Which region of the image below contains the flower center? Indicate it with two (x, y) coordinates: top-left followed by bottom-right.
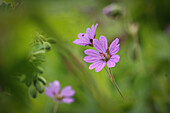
(55, 93), (64, 100)
(101, 49), (111, 61)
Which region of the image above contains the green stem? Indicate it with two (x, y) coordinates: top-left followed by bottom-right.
(53, 102), (58, 113)
(109, 68), (124, 99)
(104, 67), (124, 99)
(104, 67), (111, 78)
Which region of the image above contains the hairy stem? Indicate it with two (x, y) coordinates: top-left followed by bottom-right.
(53, 102), (58, 113)
(104, 67), (111, 78)
(104, 67), (124, 99)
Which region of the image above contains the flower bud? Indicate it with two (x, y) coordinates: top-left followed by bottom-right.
(34, 80), (45, 93)
(103, 4), (124, 19)
(32, 50), (45, 55)
(44, 42), (51, 51)
(38, 76), (47, 85)
(29, 85), (37, 98)
(128, 23), (139, 36)
(25, 80), (32, 87)
(37, 66), (44, 74)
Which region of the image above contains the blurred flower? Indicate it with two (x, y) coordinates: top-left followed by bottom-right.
(128, 23), (139, 36)
(103, 4), (123, 19)
(73, 24), (98, 46)
(45, 80), (75, 104)
(84, 36), (120, 72)
(166, 24), (170, 34)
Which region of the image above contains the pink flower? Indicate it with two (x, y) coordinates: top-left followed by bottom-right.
(166, 24), (170, 34)
(45, 80), (75, 104)
(84, 36), (120, 72)
(73, 24), (98, 46)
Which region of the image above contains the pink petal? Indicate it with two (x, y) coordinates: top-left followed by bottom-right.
(45, 80), (61, 98)
(109, 38), (119, 54)
(86, 28), (92, 39)
(91, 24), (94, 30)
(92, 24), (98, 38)
(95, 61), (106, 72)
(110, 55), (120, 63)
(89, 61), (99, 70)
(99, 36), (108, 52)
(49, 80), (60, 94)
(91, 24), (95, 37)
(73, 39), (86, 45)
(61, 86), (75, 97)
(84, 56), (102, 63)
(109, 44), (120, 55)
(94, 24), (98, 30)
(45, 87), (55, 98)
(73, 36), (90, 46)
(78, 33), (85, 38)
(89, 61), (106, 72)
(84, 49), (100, 56)
(107, 55), (120, 68)
(107, 59), (116, 68)
(93, 39), (105, 53)
(61, 97), (74, 104)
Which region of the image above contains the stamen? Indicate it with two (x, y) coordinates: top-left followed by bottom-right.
(100, 50), (111, 62)
(106, 49), (110, 60)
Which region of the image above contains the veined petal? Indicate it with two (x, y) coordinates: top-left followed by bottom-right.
(89, 61), (106, 72)
(61, 97), (74, 104)
(61, 86), (75, 97)
(109, 38), (119, 54)
(91, 24), (98, 38)
(78, 33), (85, 38)
(84, 49), (100, 56)
(109, 44), (120, 55)
(89, 61), (99, 70)
(86, 28), (92, 39)
(110, 55), (120, 63)
(107, 55), (120, 68)
(73, 39), (86, 45)
(84, 56), (102, 63)
(95, 61), (106, 72)
(107, 59), (116, 68)
(73, 37), (90, 46)
(93, 39), (104, 53)
(99, 36), (108, 52)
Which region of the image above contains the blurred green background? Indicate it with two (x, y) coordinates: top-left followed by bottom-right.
(0, 0), (170, 113)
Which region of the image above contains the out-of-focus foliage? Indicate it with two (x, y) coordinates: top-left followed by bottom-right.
(0, 0), (170, 113)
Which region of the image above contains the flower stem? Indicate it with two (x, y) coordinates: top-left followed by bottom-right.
(104, 67), (124, 99)
(53, 102), (58, 113)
